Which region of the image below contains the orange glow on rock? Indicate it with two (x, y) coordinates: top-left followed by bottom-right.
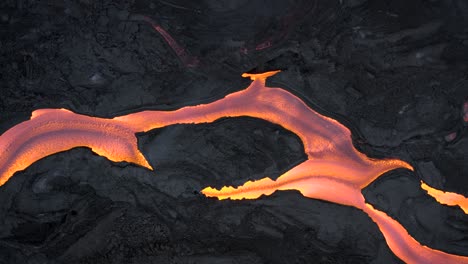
(421, 181), (468, 214)
(0, 71), (467, 263)
(363, 203), (468, 264)
(0, 108), (153, 186)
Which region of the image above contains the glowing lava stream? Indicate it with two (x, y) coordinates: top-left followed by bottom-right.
(0, 71), (467, 263)
(421, 181), (468, 214)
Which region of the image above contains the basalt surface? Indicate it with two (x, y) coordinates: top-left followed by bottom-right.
(1, 0), (467, 263)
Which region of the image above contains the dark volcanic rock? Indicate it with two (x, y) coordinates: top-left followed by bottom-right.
(138, 117), (306, 191)
(363, 170), (468, 256)
(0, 148), (401, 264)
(1, 0), (468, 263)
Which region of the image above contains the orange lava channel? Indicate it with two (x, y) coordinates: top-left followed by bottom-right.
(421, 181), (468, 214)
(0, 71), (467, 263)
(0, 109), (152, 186)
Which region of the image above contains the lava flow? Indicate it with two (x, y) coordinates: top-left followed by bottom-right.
(0, 71), (467, 263)
(0, 108), (153, 186)
(421, 181), (468, 214)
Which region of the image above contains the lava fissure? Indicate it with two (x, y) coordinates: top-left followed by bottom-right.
(0, 71), (467, 263)
(421, 181), (468, 214)
(128, 14), (198, 67)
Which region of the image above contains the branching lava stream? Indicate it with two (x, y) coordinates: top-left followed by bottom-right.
(421, 181), (468, 214)
(0, 71), (467, 263)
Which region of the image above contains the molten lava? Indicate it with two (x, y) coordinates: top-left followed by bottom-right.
(0, 71), (467, 263)
(0, 108), (152, 186)
(421, 181), (468, 214)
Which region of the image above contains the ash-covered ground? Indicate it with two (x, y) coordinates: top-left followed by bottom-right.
(0, 0), (467, 263)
